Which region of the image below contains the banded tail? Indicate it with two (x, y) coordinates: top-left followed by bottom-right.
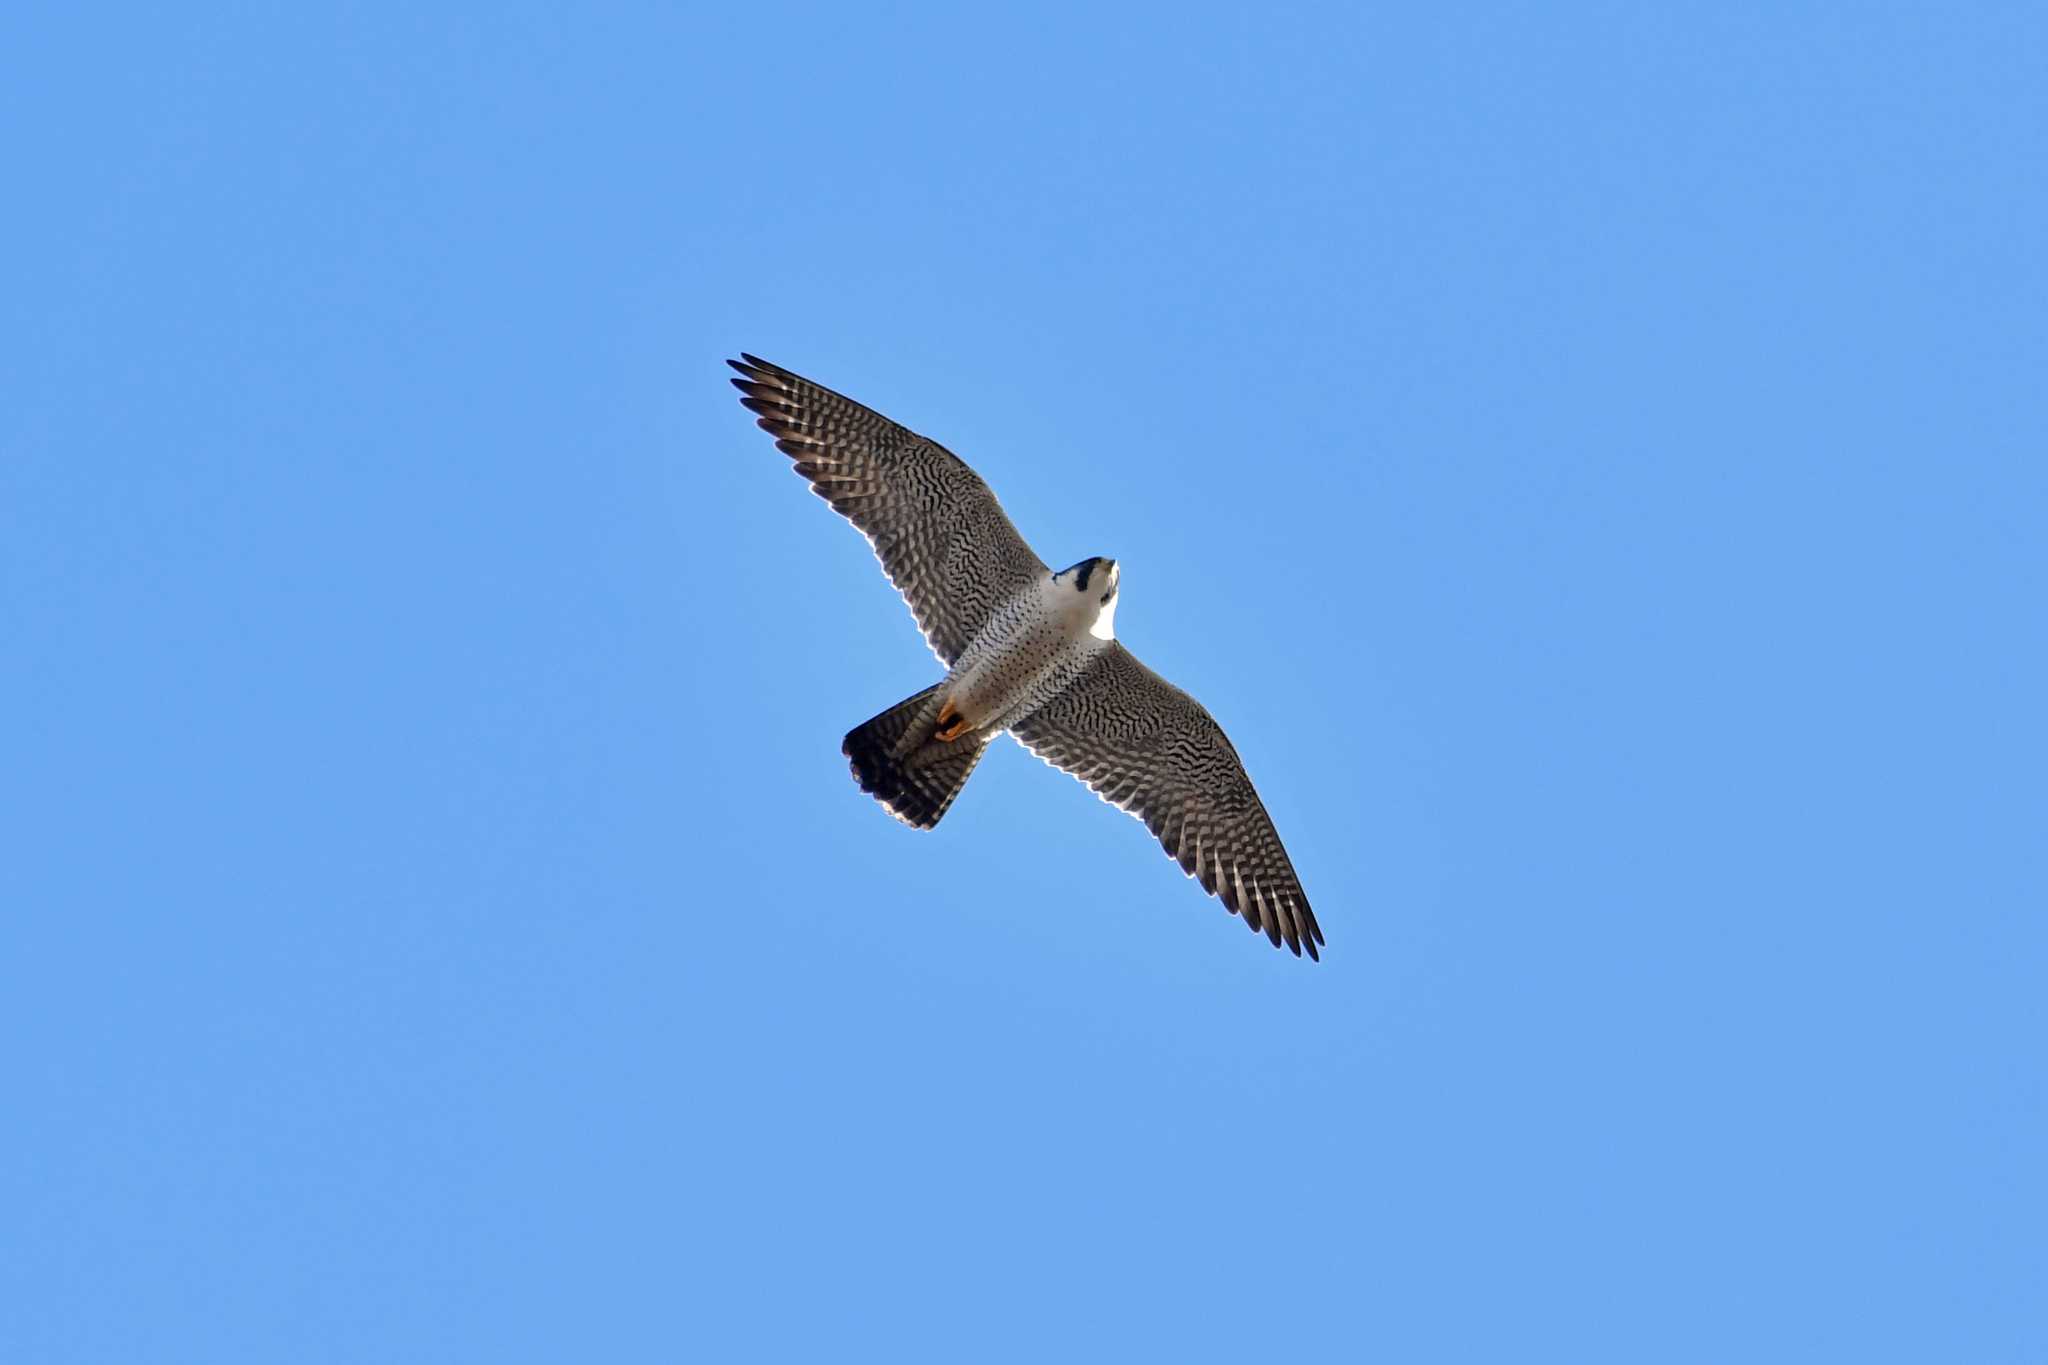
(842, 685), (991, 830)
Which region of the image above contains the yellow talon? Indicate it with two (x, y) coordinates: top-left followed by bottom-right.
(934, 700), (967, 742)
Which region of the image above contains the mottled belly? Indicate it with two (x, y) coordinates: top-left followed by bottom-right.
(943, 616), (1100, 736)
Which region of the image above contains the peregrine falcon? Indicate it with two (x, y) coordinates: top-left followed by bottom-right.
(729, 354), (1325, 959)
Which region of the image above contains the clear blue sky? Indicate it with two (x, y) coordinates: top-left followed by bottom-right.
(5, 4), (2043, 1361)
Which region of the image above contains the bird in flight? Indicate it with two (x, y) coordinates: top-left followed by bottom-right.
(729, 354), (1324, 958)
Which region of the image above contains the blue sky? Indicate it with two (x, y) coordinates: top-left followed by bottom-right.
(5, 3), (2044, 1360)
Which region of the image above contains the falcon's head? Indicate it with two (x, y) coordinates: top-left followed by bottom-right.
(1057, 557), (1120, 640)
(1057, 556), (1119, 603)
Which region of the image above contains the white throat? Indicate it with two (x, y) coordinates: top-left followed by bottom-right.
(1089, 594), (1118, 641)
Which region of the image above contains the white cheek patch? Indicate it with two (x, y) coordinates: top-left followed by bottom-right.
(1089, 596), (1118, 641)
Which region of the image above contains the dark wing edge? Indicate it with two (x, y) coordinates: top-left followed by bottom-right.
(1010, 643), (1325, 959)
(727, 354), (1046, 667)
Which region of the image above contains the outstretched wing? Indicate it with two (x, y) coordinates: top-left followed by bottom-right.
(1011, 643), (1324, 958)
(728, 354), (1047, 667)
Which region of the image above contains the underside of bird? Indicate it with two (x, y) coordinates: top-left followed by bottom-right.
(732, 351), (1323, 959)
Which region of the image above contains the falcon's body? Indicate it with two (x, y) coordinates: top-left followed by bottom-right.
(937, 556), (1117, 738)
(729, 354), (1324, 959)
